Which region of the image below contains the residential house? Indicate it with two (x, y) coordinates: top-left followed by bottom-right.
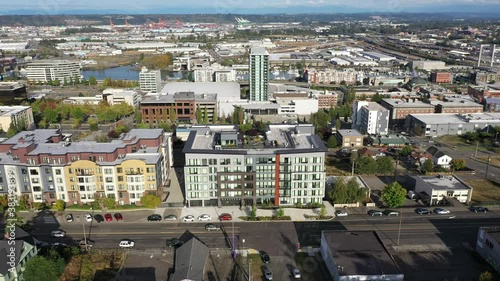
(426, 146), (452, 168)
(0, 226), (39, 281)
(170, 238), (209, 281)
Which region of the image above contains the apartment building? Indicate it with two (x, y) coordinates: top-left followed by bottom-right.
(308, 68), (362, 85)
(193, 65), (237, 82)
(25, 60), (81, 83)
(336, 129), (364, 148)
(102, 88), (142, 108)
(357, 102), (389, 135)
(380, 99), (435, 126)
(139, 67), (161, 93)
(0, 82), (27, 103)
(430, 72), (452, 84)
(249, 47), (269, 102)
(0, 129), (173, 206)
(315, 92), (339, 109)
(0, 106), (35, 131)
(183, 124), (327, 207)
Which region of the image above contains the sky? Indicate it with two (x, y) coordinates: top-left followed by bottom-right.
(2, 0), (500, 14)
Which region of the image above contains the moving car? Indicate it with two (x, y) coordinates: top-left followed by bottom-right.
(51, 230), (66, 238)
(65, 214), (74, 223)
(368, 210), (383, 216)
(114, 213), (123, 221)
(79, 238), (95, 248)
(292, 267), (301, 279)
(183, 215), (195, 222)
(218, 213), (232, 221)
(470, 206), (489, 213)
(94, 214), (105, 223)
(383, 210), (400, 216)
(166, 238), (184, 248)
(84, 214), (93, 222)
(260, 251), (271, 264)
(198, 214), (211, 221)
(119, 240), (135, 248)
(205, 224), (221, 231)
(415, 208), (431, 215)
(335, 210), (348, 217)
(434, 208), (450, 215)
(263, 266), (273, 280)
(164, 214), (177, 221)
(105, 213), (113, 222)
(147, 214), (162, 221)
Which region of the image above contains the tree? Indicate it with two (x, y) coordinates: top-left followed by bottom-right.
(450, 159), (466, 171)
(319, 204), (327, 218)
(6, 122), (19, 138)
(376, 157), (394, 174)
(399, 145), (413, 157)
(0, 194), (7, 209)
(140, 194), (161, 208)
(327, 136), (338, 148)
(329, 177), (367, 204)
(88, 76), (97, 85)
(23, 256), (61, 281)
(54, 200), (66, 212)
(276, 207), (285, 218)
(479, 271), (494, 281)
(422, 159), (434, 173)
(355, 156), (377, 174)
(203, 107), (209, 124)
(195, 107), (202, 123)
(250, 204), (257, 220)
(336, 119), (341, 130)
(381, 182), (406, 208)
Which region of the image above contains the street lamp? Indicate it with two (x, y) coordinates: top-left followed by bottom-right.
(397, 208), (403, 247)
(485, 156), (491, 179)
(232, 211), (235, 259)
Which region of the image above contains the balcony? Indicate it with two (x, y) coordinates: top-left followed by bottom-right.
(125, 169), (144, 175)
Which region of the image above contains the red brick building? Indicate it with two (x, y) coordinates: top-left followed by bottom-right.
(430, 72), (452, 84)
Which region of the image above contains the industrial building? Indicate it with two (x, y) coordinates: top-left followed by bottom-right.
(182, 124), (327, 207)
(249, 47), (269, 102)
(410, 175), (472, 206)
(430, 72), (453, 84)
(410, 60), (446, 71)
(25, 60), (81, 83)
(139, 67), (162, 93)
(380, 99), (435, 126)
(406, 113), (500, 137)
(360, 51), (396, 62)
(476, 227), (500, 274)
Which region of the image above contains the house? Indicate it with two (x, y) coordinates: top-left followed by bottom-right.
(426, 146), (452, 168)
(371, 134), (410, 147)
(336, 129), (364, 148)
(0, 226), (39, 281)
(170, 238), (209, 281)
(410, 175), (473, 206)
(476, 227), (500, 274)
(321, 231), (404, 281)
(411, 150), (432, 167)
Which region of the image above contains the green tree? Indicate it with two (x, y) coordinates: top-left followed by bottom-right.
(203, 107), (209, 124)
(89, 76), (97, 85)
(0, 194), (7, 209)
(6, 122), (19, 138)
(23, 256), (61, 281)
(422, 159), (434, 173)
(250, 204), (257, 220)
(101, 196), (116, 209)
(140, 194), (161, 208)
(479, 271), (494, 281)
(327, 136), (338, 148)
(139, 53), (145, 61)
(54, 200), (66, 212)
(89, 120), (98, 131)
(319, 204), (327, 218)
(381, 182), (406, 208)
(450, 159), (466, 171)
(336, 119), (341, 130)
(375, 157), (394, 174)
(371, 93), (383, 103)
(399, 145), (413, 157)
(195, 107), (202, 123)
(329, 177), (367, 204)
(276, 207), (285, 218)
(355, 156), (377, 174)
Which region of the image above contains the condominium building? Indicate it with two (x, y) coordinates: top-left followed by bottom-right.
(102, 88), (142, 108)
(25, 60), (81, 83)
(0, 129), (173, 206)
(336, 129), (364, 148)
(0, 106), (35, 131)
(183, 124), (327, 207)
(139, 67), (161, 93)
(249, 47), (269, 102)
(193, 65), (237, 82)
(354, 102), (389, 135)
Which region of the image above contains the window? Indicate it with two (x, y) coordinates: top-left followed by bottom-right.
(55, 169), (62, 175)
(29, 169), (39, 175)
(104, 168), (113, 174)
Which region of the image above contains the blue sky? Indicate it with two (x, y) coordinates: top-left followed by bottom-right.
(3, 0), (500, 14)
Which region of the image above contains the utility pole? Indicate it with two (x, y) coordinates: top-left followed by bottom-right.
(232, 211), (236, 259)
(81, 216), (88, 251)
(351, 160), (355, 176)
(474, 141), (479, 157)
(397, 209), (403, 246)
(485, 156), (491, 179)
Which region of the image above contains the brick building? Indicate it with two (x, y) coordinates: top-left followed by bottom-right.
(380, 99), (435, 126)
(430, 72), (452, 84)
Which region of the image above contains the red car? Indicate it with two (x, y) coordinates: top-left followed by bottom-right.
(218, 213), (232, 221)
(114, 213), (123, 221)
(104, 213), (113, 222)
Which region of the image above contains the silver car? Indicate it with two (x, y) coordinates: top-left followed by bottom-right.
(51, 230), (66, 238)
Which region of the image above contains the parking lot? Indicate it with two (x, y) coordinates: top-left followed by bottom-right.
(118, 249), (174, 281)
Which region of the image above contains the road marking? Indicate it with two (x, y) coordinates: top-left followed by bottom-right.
(63, 231), (240, 235)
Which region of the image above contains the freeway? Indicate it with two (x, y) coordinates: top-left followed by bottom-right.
(29, 209), (500, 254)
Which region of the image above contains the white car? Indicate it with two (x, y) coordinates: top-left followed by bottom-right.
(292, 268), (301, 279)
(119, 240), (135, 248)
(85, 214), (93, 222)
(198, 214), (211, 221)
(183, 215), (195, 222)
(51, 230), (66, 238)
(335, 210), (348, 217)
(434, 208), (450, 215)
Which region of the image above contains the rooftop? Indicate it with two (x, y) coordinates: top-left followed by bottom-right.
(250, 47), (269, 55)
(322, 231), (403, 277)
(337, 129), (363, 137)
(415, 175), (471, 191)
(362, 102), (388, 112)
(483, 227), (500, 245)
(410, 113), (500, 125)
(160, 82), (241, 100)
(382, 99), (435, 108)
(0, 106), (31, 116)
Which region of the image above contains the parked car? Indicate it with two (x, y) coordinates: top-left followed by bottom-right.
(183, 215), (196, 222)
(147, 214), (162, 221)
(415, 208), (431, 215)
(165, 214), (177, 221)
(292, 267), (301, 279)
(368, 210), (383, 216)
(166, 238), (184, 248)
(262, 266), (273, 280)
(198, 214), (211, 221)
(335, 210), (348, 217)
(218, 213), (232, 221)
(84, 214), (93, 222)
(51, 230), (66, 238)
(383, 210), (400, 216)
(94, 214), (105, 223)
(434, 208), (450, 215)
(105, 213), (113, 222)
(205, 224), (221, 231)
(260, 251), (271, 264)
(53, 242), (67, 247)
(79, 238), (95, 248)
(470, 206), (489, 213)
(65, 214), (74, 223)
(119, 240), (135, 248)
(114, 213), (123, 221)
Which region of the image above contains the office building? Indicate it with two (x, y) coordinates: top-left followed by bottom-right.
(432, 99), (483, 114)
(249, 47), (269, 102)
(139, 67), (161, 93)
(0, 82), (27, 104)
(380, 99), (435, 126)
(410, 175), (472, 206)
(476, 227), (500, 274)
(102, 88), (142, 108)
(0, 129), (173, 206)
(0, 106), (35, 131)
(183, 124), (327, 207)
(25, 60), (81, 83)
(353, 102), (389, 135)
(430, 72), (453, 84)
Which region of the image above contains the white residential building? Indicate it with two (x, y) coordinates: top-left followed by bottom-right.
(426, 146), (453, 168)
(102, 88), (142, 108)
(25, 60), (81, 83)
(249, 47), (269, 102)
(193, 65), (236, 82)
(412, 175), (472, 205)
(139, 67), (161, 93)
(0, 106), (35, 131)
(357, 102), (390, 135)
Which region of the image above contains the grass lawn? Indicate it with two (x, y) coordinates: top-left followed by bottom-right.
(476, 157), (500, 168)
(61, 250), (125, 281)
(295, 252), (328, 281)
(247, 254), (263, 280)
(467, 179), (500, 203)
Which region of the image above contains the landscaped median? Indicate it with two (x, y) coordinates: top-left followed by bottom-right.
(303, 214), (334, 220)
(239, 216), (291, 221)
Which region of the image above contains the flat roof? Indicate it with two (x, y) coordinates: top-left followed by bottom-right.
(485, 229), (500, 245)
(322, 231), (402, 276)
(160, 82), (240, 100)
(363, 102), (388, 111)
(338, 129), (362, 137)
(382, 99), (435, 108)
(416, 175), (471, 191)
(250, 47), (269, 55)
(410, 113), (500, 125)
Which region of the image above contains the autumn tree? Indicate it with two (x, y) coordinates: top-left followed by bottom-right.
(450, 159), (466, 171)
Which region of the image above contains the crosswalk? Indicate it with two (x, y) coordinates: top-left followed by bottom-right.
(42, 216), (58, 224)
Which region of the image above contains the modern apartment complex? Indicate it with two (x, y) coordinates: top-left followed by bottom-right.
(0, 106), (35, 131)
(352, 102), (389, 135)
(183, 124), (327, 207)
(25, 60), (81, 83)
(0, 129), (173, 206)
(249, 47), (269, 102)
(139, 67), (162, 93)
(193, 65), (237, 82)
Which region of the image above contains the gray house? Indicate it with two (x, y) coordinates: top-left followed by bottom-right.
(170, 238), (209, 281)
